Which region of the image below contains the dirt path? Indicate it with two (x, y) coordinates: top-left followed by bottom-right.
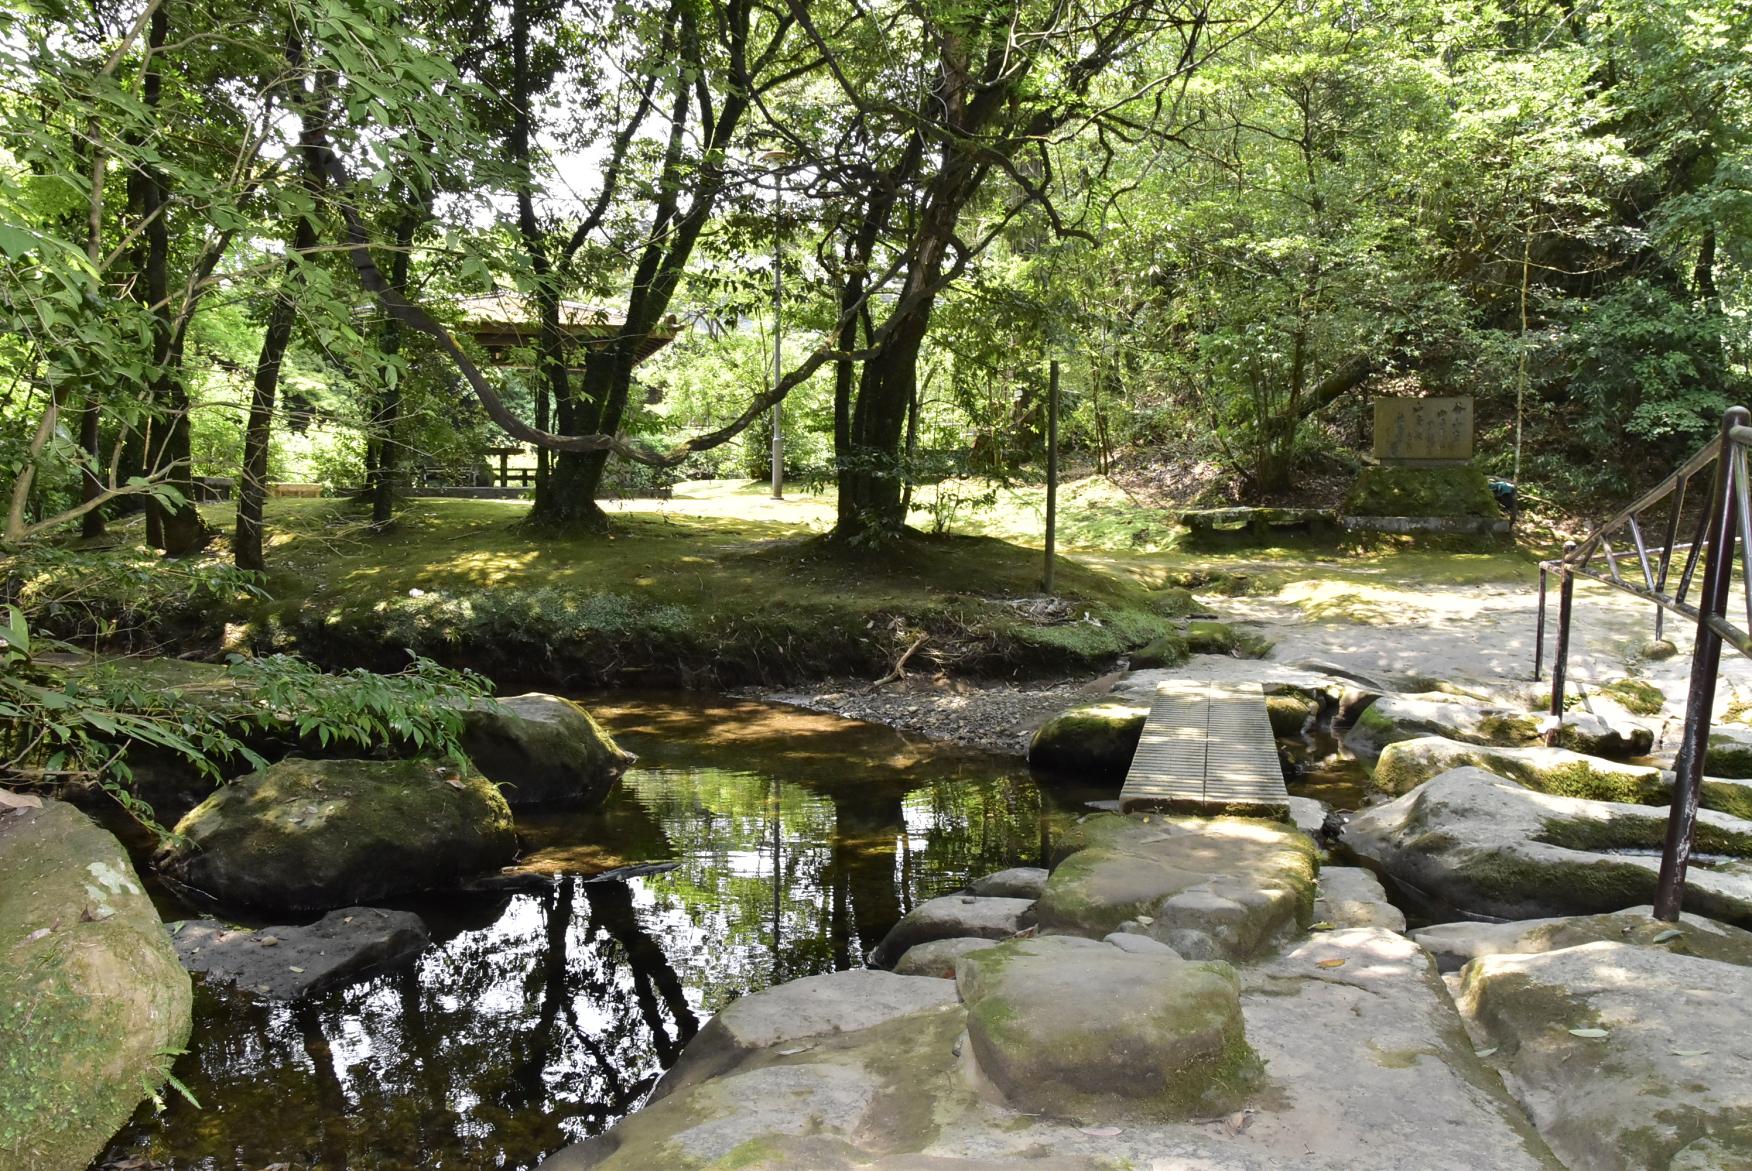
(749, 570), (1752, 758)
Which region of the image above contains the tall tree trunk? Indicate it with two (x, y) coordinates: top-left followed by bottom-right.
(136, 2), (206, 556)
(78, 393), (104, 539)
(369, 214), (419, 528)
(235, 213), (317, 571)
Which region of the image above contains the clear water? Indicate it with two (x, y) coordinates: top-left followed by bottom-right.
(96, 695), (1106, 1171)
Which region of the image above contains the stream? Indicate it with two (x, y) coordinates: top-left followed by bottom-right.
(95, 695), (1107, 1170)
(95, 693), (1363, 1171)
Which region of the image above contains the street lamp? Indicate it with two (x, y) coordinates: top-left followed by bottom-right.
(760, 148), (791, 500)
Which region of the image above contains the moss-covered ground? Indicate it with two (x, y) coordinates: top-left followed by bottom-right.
(64, 474), (1544, 688)
(194, 494), (1196, 687)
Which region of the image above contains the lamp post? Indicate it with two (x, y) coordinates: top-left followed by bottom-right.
(760, 149), (790, 499)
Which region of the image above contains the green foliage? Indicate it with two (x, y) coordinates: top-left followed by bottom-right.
(2, 546), (267, 650)
(0, 610), (258, 829)
(223, 653), (492, 762)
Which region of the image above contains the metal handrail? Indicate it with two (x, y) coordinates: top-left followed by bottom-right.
(1532, 406), (1751, 922)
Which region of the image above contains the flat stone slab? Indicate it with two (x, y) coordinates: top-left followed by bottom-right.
(170, 906), (429, 1000)
(657, 968), (959, 1094)
(1314, 865), (1407, 932)
(1457, 940), (1752, 1170)
(1352, 696), (1650, 761)
(1034, 814), (1317, 960)
(868, 896), (1034, 969)
(547, 927), (1563, 1171)
(1372, 735), (1666, 799)
(956, 936), (1251, 1119)
(1341, 767), (1752, 925)
(893, 937), (1000, 979)
(966, 867), (1048, 900)
(1411, 906), (1752, 972)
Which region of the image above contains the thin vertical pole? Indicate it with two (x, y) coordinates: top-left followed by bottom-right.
(1534, 566), (1548, 681)
(1545, 544), (1576, 746)
(1655, 407), (1749, 920)
(770, 164), (784, 500)
(1044, 359), (1060, 594)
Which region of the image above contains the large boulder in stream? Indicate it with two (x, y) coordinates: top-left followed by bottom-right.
(1457, 939), (1752, 1171)
(1350, 695), (1653, 761)
(1026, 701), (1147, 779)
(0, 799), (192, 1171)
(156, 757), (517, 911)
(1341, 766), (1752, 924)
(1372, 735), (1752, 818)
(461, 692), (635, 807)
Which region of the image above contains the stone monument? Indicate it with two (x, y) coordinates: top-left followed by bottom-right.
(1372, 396), (1474, 466)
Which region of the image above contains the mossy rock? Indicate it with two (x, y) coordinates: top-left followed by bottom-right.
(1373, 736), (1666, 802)
(1266, 693), (1317, 735)
(1598, 678), (1665, 716)
(1184, 620), (1273, 659)
(1151, 586), (1203, 617)
(0, 801), (192, 1171)
(460, 693), (635, 807)
(1026, 702), (1147, 780)
(155, 757), (517, 911)
(1342, 465), (1503, 518)
(1129, 633), (1189, 669)
(955, 936), (1258, 1120)
(1708, 729), (1752, 780)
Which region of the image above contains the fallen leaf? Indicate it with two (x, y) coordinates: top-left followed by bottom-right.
(1651, 929), (1683, 944)
(1136, 915), (1155, 926)
(1568, 1028), (1609, 1039)
(1671, 1048), (1709, 1057)
(444, 774), (465, 790)
(0, 790), (43, 810)
(258, 935), (279, 947)
(288, 966), (305, 973)
(24, 928), (50, 943)
(1309, 921), (1337, 931)
(1223, 1109), (1254, 1136)
(1474, 1047), (1498, 1058)
(776, 1045), (814, 1056)
(1078, 1126), (1123, 1137)
(1315, 958), (1346, 969)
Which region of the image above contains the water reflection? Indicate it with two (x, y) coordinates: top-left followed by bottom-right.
(99, 696), (1095, 1170)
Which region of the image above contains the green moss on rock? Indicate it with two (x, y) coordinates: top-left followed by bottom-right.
(1343, 465), (1503, 518)
(155, 757), (517, 911)
(1027, 702), (1148, 780)
(1599, 678), (1665, 716)
(0, 801), (192, 1171)
(1130, 634), (1189, 669)
(1267, 694), (1317, 736)
(1184, 620), (1273, 659)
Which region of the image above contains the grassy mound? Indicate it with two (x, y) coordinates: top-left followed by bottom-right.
(227, 500), (1187, 687)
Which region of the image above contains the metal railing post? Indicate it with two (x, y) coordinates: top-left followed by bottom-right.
(1534, 565), (1548, 682)
(1546, 544), (1576, 746)
(1655, 406), (1750, 921)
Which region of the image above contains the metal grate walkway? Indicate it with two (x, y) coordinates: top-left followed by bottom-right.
(1119, 680), (1289, 817)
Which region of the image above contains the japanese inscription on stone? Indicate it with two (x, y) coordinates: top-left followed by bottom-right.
(1373, 397), (1474, 465)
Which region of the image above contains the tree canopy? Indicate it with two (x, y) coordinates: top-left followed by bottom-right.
(2, 0), (1747, 553)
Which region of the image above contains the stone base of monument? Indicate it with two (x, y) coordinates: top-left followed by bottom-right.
(1178, 507), (1339, 547)
(1341, 515), (1512, 535)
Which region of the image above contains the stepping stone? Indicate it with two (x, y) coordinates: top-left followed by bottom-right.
(171, 906), (428, 1000)
(955, 936), (1253, 1119)
(868, 895), (1034, 969)
(1313, 866), (1406, 932)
